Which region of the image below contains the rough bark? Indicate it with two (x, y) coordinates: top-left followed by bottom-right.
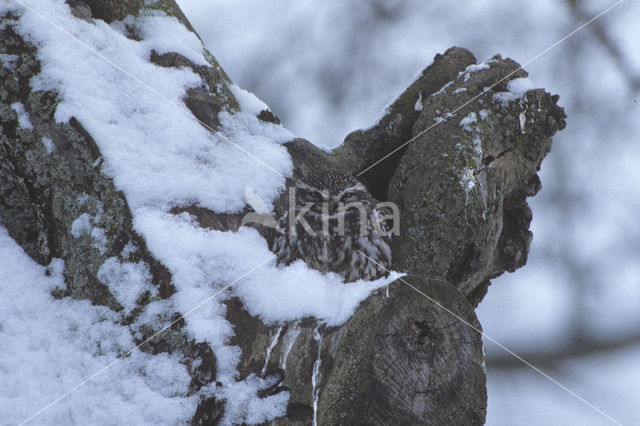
(0, 1), (565, 424)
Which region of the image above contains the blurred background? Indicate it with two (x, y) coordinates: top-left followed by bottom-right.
(177, 1), (640, 424)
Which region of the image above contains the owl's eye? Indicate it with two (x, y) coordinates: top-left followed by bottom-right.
(340, 191), (360, 203)
(299, 188), (323, 203)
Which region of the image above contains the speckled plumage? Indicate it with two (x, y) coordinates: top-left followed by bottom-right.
(272, 171), (392, 282)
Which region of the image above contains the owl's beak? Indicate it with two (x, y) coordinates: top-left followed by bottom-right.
(328, 200), (340, 215)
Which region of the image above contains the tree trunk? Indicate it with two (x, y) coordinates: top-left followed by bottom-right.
(0, 1), (565, 424)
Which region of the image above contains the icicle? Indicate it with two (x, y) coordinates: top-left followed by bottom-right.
(312, 325), (323, 426)
(280, 322), (301, 370)
(261, 326), (283, 376)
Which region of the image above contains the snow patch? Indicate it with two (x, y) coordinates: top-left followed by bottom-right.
(71, 212), (107, 254)
(97, 256), (157, 314)
(459, 111), (477, 131)
(230, 83), (269, 115)
(414, 90), (423, 111)
(76, 193), (90, 205)
(519, 112), (527, 133)
(507, 77), (534, 97)
(460, 167), (476, 193)
(10, 101), (33, 129)
(212, 374), (289, 424)
(70, 212), (92, 238)
(460, 62), (490, 82)
(90, 227), (108, 254)
(311, 326), (323, 426)
(493, 77), (534, 105)
(433, 80), (452, 96)
(261, 326), (283, 375)
(280, 323), (301, 369)
(41, 136), (55, 153)
(0, 226), (196, 424)
(133, 12), (210, 67)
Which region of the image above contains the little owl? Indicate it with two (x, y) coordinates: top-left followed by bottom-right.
(271, 171), (392, 282)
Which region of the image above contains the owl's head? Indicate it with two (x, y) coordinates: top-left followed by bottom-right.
(295, 171), (373, 216)
(274, 171), (393, 281)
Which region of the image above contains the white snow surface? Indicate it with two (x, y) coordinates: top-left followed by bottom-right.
(459, 111), (477, 131)
(460, 62), (490, 82)
(0, 225), (196, 424)
(70, 212), (92, 238)
(70, 211), (108, 254)
(414, 90), (423, 111)
(10, 101), (34, 129)
(41, 136), (55, 152)
(5, 1), (396, 423)
(506, 77), (535, 97)
(493, 77), (534, 105)
(98, 255), (157, 314)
